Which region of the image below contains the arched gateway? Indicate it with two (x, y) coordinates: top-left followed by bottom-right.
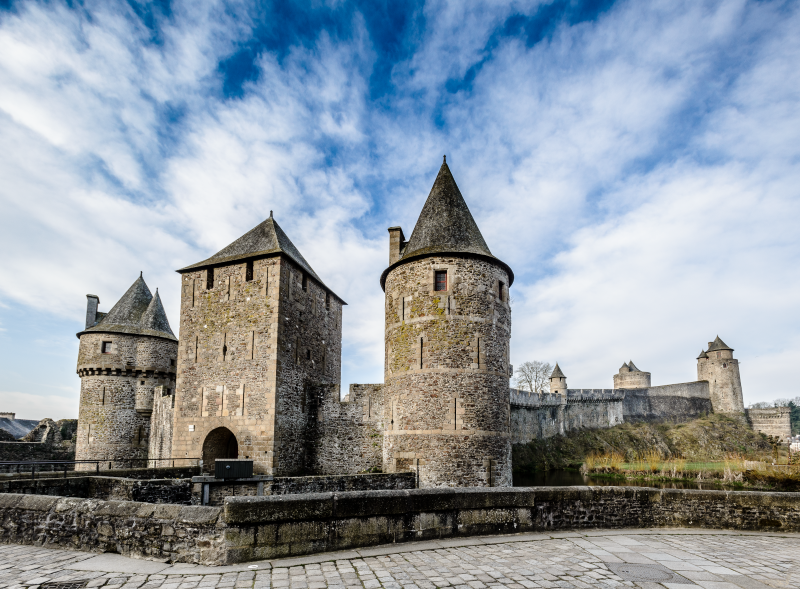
(202, 427), (238, 473)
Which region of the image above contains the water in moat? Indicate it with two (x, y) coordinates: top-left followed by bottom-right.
(513, 469), (744, 491)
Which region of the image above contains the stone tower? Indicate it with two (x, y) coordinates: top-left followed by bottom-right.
(549, 363), (567, 396)
(172, 213), (344, 475)
(75, 275), (178, 470)
(380, 157), (514, 488)
(613, 361), (651, 389)
(697, 336), (744, 413)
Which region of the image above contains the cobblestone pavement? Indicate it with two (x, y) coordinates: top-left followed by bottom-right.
(0, 530), (798, 589)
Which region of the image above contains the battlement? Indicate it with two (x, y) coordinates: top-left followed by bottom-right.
(509, 388), (624, 408)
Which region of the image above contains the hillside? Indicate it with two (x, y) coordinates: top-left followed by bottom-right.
(512, 413), (773, 473)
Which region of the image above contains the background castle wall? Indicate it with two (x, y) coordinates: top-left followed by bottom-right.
(306, 384), (384, 475)
(149, 386), (175, 463)
(383, 256), (512, 487)
(76, 332), (176, 469)
(746, 407), (792, 439)
(621, 382), (712, 423)
(509, 389), (624, 443)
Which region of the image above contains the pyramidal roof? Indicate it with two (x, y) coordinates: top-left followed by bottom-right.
(178, 213), (337, 296)
(550, 363), (566, 379)
(619, 362), (630, 373)
(628, 360), (641, 372)
(697, 350), (709, 359)
(707, 336), (733, 353)
(381, 157), (513, 288)
(79, 274), (177, 341)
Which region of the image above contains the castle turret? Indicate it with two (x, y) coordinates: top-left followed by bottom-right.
(380, 157), (514, 487)
(613, 360), (651, 389)
(172, 212), (344, 475)
(549, 363), (567, 396)
(698, 336), (744, 413)
(75, 275), (178, 470)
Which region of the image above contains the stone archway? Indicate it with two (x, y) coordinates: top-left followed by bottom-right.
(202, 427), (238, 473)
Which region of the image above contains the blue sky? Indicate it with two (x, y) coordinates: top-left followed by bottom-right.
(1, 0), (799, 419)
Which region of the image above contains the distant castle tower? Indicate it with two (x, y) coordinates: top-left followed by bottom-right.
(75, 275), (177, 469)
(380, 157), (514, 487)
(697, 336), (744, 413)
(171, 213), (344, 475)
(613, 361), (651, 389)
(550, 363), (567, 396)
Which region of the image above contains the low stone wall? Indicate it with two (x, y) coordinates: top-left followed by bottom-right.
(622, 382), (712, 422)
(0, 465), (199, 481)
(196, 472), (416, 506)
(222, 486), (800, 562)
(0, 493), (222, 563)
(0, 476), (195, 504)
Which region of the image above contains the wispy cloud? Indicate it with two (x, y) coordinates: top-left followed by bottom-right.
(1, 0), (798, 418)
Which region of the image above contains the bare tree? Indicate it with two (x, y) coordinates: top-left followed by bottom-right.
(514, 361), (553, 394)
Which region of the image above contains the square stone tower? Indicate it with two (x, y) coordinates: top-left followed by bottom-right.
(172, 213), (344, 475)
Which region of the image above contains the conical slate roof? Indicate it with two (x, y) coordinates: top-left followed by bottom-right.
(178, 213), (321, 283)
(78, 274), (177, 341)
(139, 290), (176, 338)
(619, 362), (630, 373)
(706, 336), (733, 353)
(380, 157), (513, 288)
(628, 360), (641, 372)
(550, 363), (566, 379)
(697, 350), (709, 359)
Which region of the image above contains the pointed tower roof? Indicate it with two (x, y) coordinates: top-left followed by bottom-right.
(178, 213), (342, 302)
(550, 363), (566, 379)
(380, 157), (513, 289)
(139, 289), (176, 339)
(697, 350), (709, 359)
(628, 360), (641, 372)
(78, 274), (177, 341)
(706, 336), (733, 353)
(619, 362), (630, 373)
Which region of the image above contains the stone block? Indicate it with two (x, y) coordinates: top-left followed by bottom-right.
(177, 505), (221, 525)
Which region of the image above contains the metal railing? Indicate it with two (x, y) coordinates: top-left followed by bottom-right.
(0, 458), (201, 479)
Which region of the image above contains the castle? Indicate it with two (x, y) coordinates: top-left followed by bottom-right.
(75, 158), (779, 486)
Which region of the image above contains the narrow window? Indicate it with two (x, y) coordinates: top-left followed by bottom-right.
(102, 387), (106, 405)
(401, 298), (405, 321)
(302, 273), (308, 291)
(194, 336), (198, 362)
(222, 333), (228, 361)
(207, 267), (214, 290)
(306, 349), (311, 361)
(435, 270), (447, 291)
(498, 281), (505, 301)
(245, 260), (254, 282)
(101, 341), (112, 354)
(326, 292), (331, 310)
(716, 352), (721, 359)
(419, 337), (424, 369)
(170, 358), (175, 367)
(140, 380), (145, 385)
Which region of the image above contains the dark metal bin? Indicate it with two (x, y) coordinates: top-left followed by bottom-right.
(215, 459), (253, 479)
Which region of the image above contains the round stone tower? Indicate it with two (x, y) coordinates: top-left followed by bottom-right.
(697, 336), (744, 413)
(380, 157), (514, 488)
(613, 361), (651, 389)
(549, 363), (567, 396)
(75, 274), (178, 469)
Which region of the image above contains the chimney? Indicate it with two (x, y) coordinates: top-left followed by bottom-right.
(86, 294), (100, 329)
(388, 227), (405, 265)
(708, 342), (714, 349)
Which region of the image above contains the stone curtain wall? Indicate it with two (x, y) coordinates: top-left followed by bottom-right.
(149, 386), (175, 463)
(0, 493), (221, 563)
(622, 382), (712, 422)
(509, 389), (624, 444)
(307, 384), (385, 474)
(383, 256), (512, 487)
(747, 408), (792, 439)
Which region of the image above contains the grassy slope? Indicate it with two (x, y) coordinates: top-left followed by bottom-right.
(512, 413), (773, 473)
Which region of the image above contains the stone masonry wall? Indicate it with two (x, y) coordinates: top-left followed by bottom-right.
(149, 386), (175, 463)
(76, 332), (177, 470)
(383, 256), (512, 488)
(0, 476), (194, 504)
(622, 382), (712, 422)
(747, 408), (792, 439)
(0, 493), (222, 563)
(509, 389), (624, 444)
(222, 486), (800, 562)
(307, 384), (384, 475)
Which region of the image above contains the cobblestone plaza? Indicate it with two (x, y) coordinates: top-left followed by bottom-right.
(0, 530), (797, 589)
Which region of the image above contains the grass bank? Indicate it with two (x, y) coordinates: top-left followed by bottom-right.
(512, 413), (775, 473)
